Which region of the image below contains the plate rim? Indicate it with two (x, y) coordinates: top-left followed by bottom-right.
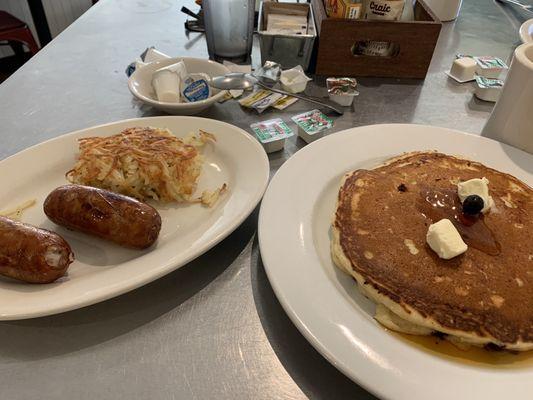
(0, 115), (269, 320)
(258, 123), (533, 400)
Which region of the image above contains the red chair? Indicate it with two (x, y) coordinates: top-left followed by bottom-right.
(0, 11), (40, 56)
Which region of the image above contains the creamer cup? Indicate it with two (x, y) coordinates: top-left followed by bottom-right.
(151, 61), (188, 103)
(181, 73), (211, 102)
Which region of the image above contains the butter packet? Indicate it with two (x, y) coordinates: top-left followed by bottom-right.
(229, 89), (244, 99)
(239, 89), (284, 113)
(218, 89), (244, 103)
(239, 90), (271, 107)
(217, 91), (233, 103)
(272, 95), (298, 110)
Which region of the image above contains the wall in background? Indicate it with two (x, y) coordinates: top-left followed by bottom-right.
(0, 0), (92, 57)
(42, 0), (92, 37)
(0, 0), (38, 58)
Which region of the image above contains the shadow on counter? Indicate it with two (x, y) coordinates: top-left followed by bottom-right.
(0, 209), (258, 361)
(251, 238), (378, 400)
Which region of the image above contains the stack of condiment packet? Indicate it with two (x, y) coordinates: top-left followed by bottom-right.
(239, 89), (298, 113)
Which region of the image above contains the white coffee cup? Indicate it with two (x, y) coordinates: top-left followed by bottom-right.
(425, 0), (462, 21)
(482, 43), (533, 154)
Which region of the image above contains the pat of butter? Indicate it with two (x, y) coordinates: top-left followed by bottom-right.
(426, 219), (467, 260)
(457, 177), (494, 213)
(450, 57), (477, 82)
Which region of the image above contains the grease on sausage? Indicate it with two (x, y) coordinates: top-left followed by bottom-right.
(0, 216), (74, 283)
(44, 185), (161, 249)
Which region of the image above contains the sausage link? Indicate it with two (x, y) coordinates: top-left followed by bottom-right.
(0, 216), (74, 283)
(44, 185), (161, 249)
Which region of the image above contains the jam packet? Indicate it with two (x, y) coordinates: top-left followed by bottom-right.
(327, 77), (358, 107)
(473, 56), (508, 79)
(291, 109), (333, 143)
(250, 118), (294, 153)
(474, 76), (504, 102)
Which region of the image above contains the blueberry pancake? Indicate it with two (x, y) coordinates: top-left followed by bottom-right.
(331, 152), (533, 351)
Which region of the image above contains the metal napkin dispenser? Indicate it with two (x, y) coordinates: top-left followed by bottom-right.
(258, 2), (317, 71)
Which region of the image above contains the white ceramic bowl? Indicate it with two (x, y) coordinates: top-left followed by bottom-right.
(128, 57), (230, 115)
(520, 19), (533, 44)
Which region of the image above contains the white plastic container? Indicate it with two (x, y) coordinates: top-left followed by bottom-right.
(447, 57), (477, 82)
(474, 56), (508, 79)
(250, 118), (294, 153)
(291, 110), (333, 144)
(152, 70), (180, 102)
(262, 138), (286, 153)
(474, 76), (503, 102)
(279, 66), (312, 94)
(328, 92), (356, 106)
(151, 61), (188, 103)
(326, 77), (358, 107)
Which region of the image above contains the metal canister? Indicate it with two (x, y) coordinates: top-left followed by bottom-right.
(258, 2), (317, 71)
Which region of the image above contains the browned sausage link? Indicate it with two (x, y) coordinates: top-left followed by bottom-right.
(44, 184), (162, 249)
(0, 216), (74, 283)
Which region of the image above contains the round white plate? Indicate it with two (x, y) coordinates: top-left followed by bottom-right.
(0, 116), (268, 320)
(520, 19), (533, 43)
(258, 124), (533, 400)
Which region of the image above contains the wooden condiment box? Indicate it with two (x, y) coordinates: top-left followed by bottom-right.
(311, 0), (442, 79)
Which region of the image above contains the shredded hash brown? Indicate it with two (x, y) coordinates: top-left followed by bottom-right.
(66, 127), (226, 205)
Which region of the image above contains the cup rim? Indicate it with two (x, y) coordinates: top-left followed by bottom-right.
(515, 42), (533, 67)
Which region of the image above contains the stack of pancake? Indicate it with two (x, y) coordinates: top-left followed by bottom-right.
(331, 152), (533, 351)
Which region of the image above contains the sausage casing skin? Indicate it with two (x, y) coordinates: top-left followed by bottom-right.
(0, 216), (74, 283)
(43, 185), (162, 249)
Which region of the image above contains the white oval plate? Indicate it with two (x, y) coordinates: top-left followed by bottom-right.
(520, 19), (533, 44)
(0, 116), (269, 320)
(258, 124), (533, 400)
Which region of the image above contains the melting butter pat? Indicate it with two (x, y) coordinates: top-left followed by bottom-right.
(457, 177), (494, 213)
(426, 219), (467, 260)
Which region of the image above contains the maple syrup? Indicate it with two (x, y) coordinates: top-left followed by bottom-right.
(417, 187), (501, 255)
(392, 332), (533, 369)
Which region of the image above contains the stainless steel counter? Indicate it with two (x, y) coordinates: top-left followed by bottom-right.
(0, 0), (525, 398)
